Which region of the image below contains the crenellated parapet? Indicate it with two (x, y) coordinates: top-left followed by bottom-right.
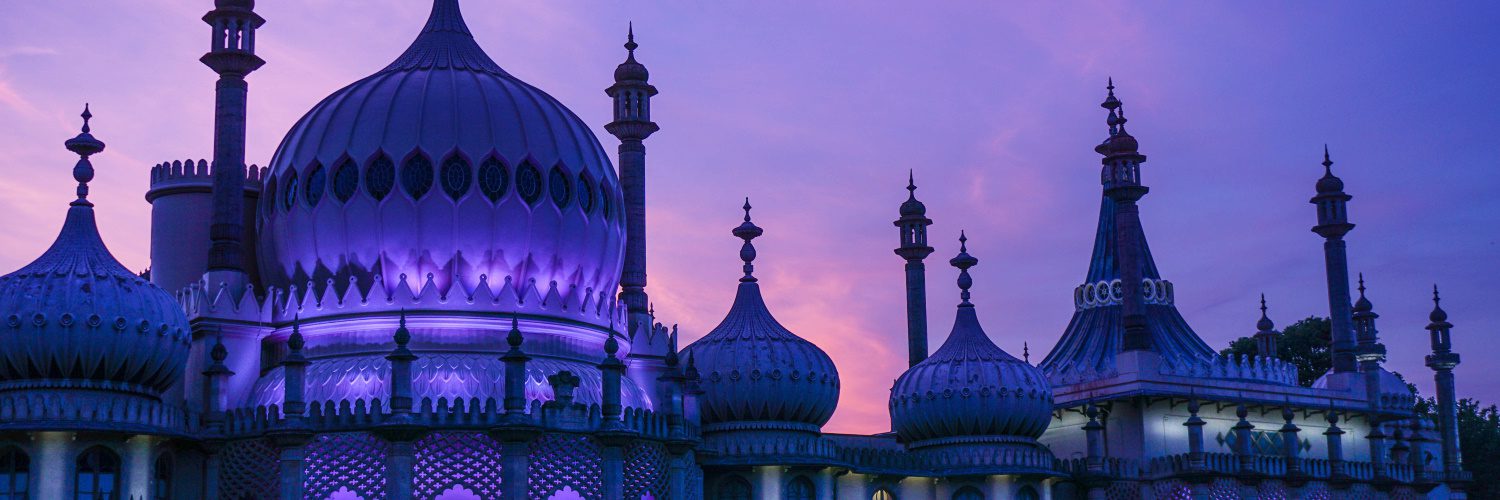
(146, 159), (264, 200)
(1162, 354), (1300, 386)
(180, 272), (628, 327)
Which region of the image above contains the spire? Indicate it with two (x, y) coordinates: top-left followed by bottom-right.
(1351, 274), (1385, 370)
(1257, 294), (1275, 332)
(64, 104), (105, 206)
(381, 0), (506, 75)
(607, 20), (659, 342)
(1311, 145), (1358, 374)
(1023, 342), (1030, 363)
(626, 22), (638, 60)
(1429, 284), (1448, 324)
(950, 232), (978, 307)
(1255, 294), (1280, 358)
(733, 198), (764, 283)
(895, 172), (935, 367)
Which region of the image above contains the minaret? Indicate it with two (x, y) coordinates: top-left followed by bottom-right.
(1425, 286), (1463, 477)
(1351, 275), (1386, 373)
(605, 25), (660, 338)
(1096, 79), (1152, 351)
(1311, 146), (1359, 374)
(894, 172), (935, 367)
(1253, 294), (1280, 357)
(201, 0), (265, 278)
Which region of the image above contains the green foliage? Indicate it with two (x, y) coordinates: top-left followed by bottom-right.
(1412, 396), (1500, 498)
(1220, 316), (1331, 387)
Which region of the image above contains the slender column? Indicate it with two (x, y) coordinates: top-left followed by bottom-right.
(755, 465), (782, 500)
(667, 451), (690, 500)
(894, 173), (934, 366)
(815, 468), (836, 500)
(1184, 398), (1206, 470)
(1280, 405), (1302, 476)
(1368, 422), (1388, 477)
(501, 440), (530, 500)
(1311, 147), (1358, 373)
(277, 445), (306, 500)
(35, 431), (73, 500)
(1425, 287), (1463, 477)
(1324, 410), (1345, 477)
(601, 445), (624, 500)
(1084, 404), (1105, 474)
(605, 28), (660, 338)
(1233, 404), (1255, 474)
(387, 440), (415, 500)
(201, 2), (265, 274)
(125, 435), (154, 500)
(204, 446), (224, 500)
(987, 475), (1014, 500)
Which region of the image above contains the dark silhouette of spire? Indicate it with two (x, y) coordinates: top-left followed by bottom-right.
(895, 172), (935, 367)
(1312, 145), (1358, 374)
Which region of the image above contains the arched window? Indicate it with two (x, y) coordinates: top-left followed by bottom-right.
(305, 161), (326, 207)
(332, 157), (359, 203)
(953, 486), (984, 500)
(715, 477), (750, 500)
(872, 488), (896, 500)
(576, 174), (595, 214)
(365, 153), (396, 201)
(784, 476), (814, 500)
(0, 446), (28, 500)
(401, 153), (434, 200)
(75, 446), (120, 500)
(1016, 485), (1039, 500)
(152, 454), (172, 500)
(440, 154), (472, 200)
(516, 161), (542, 205)
(477, 157), (509, 202)
(281, 171), (298, 211)
(548, 165), (571, 208)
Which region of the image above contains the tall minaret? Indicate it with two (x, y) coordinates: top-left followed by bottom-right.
(605, 25), (660, 337)
(1096, 79), (1152, 352)
(1311, 146), (1358, 374)
(1425, 286), (1463, 476)
(201, 0), (264, 278)
(894, 172), (934, 367)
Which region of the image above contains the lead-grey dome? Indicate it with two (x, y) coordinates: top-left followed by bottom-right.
(683, 207), (840, 432)
(258, 0), (624, 328)
(890, 237), (1052, 446)
(0, 115), (189, 398)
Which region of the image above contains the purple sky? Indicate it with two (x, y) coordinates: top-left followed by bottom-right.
(1, 1), (1496, 434)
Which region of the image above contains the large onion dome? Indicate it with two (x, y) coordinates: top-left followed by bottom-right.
(257, 0), (624, 328)
(684, 203), (840, 432)
(0, 108), (189, 399)
(890, 234), (1052, 448)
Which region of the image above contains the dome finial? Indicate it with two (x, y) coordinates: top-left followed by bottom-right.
(64, 104), (105, 204)
(1257, 293), (1275, 332)
(907, 169), (917, 195)
(733, 198), (764, 283)
(506, 315), (524, 348)
(394, 309), (411, 346)
(1429, 284), (1448, 323)
(1323, 144), (1333, 172)
(949, 231), (979, 306)
(625, 22), (638, 59)
(1023, 341), (1030, 363)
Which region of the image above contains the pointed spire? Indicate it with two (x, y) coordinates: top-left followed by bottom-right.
(1257, 294), (1275, 333)
(625, 22), (638, 59)
(1023, 342), (1030, 363)
(1354, 273), (1372, 312)
(287, 315), (305, 353)
(950, 231), (979, 306)
(733, 198), (764, 283)
(393, 309), (411, 347)
(1429, 284), (1448, 323)
(64, 104), (105, 205)
(1316, 144), (1347, 195)
(506, 315), (524, 349)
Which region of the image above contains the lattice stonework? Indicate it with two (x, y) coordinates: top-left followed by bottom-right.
(1256, 480), (1288, 500)
(304, 432), (389, 499)
(528, 433), (603, 500)
(1209, 478), (1239, 500)
(414, 432), (505, 499)
(1388, 487), (1419, 500)
(220, 438), (278, 500)
(1105, 481), (1141, 500)
(1336, 484), (1376, 500)
(1301, 482), (1331, 500)
(623, 441), (668, 500)
(1151, 480), (1191, 500)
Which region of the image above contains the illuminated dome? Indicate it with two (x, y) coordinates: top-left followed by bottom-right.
(889, 236), (1052, 448)
(0, 111), (189, 399)
(257, 0), (623, 328)
(683, 207), (840, 432)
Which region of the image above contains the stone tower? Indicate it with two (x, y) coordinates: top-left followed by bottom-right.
(894, 172), (935, 367)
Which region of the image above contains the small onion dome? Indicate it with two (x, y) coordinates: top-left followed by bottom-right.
(890, 233), (1053, 446)
(1094, 78), (1141, 157)
(683, 201), (840, 431)
(899, 172), (927, 217)
(1429, 285), (1448, 323)
(0, 107), (189, 397)
(1257, 294), (1275, 332)
(1316, 145), (1345, 194)
(614, 25), (649, 82)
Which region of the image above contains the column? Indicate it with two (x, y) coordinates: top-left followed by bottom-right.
(387, 440), (415, 500)
(602, 445), (624, 500)
(125, 435), (154, 500)
(755, 465), (783, 500)
(816, 468), (837, 500)
(987, 475), (1015, 500)
(34, 431), (72, 500)
(502, 440), (530, 500)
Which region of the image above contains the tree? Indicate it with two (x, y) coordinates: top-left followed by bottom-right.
(1220, 316), (1331, 387)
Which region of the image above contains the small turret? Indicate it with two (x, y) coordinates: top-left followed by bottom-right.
(1254, 294), (1281, 357)
(1425, 286), (1465, 477)
(606, 24), (660, 341)
(1352, 275), (1386, 371)
(1096, 79), (1152, 352)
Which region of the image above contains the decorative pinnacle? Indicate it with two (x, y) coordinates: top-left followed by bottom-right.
(1257, 294), (1275, 332)
(604, 329), (620, 358)
(287, 316), (305, 352)
(1023, 342), (1030, 363)
(210, 334), (229, 363)
(65, 104), (105, 203)
(507, 315), (524, 348)
(394, 309), (411, 346)
(907, 169), (917, 196)
(625, 23), (638, 57)
(1323, 144), (1333, 171)
(950, 231), (979, 306)
(1429, 284), (1449, 324)
(733, 198), (764, 282)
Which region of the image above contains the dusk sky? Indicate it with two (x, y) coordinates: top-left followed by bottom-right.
(1, 1), (1497, 435)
